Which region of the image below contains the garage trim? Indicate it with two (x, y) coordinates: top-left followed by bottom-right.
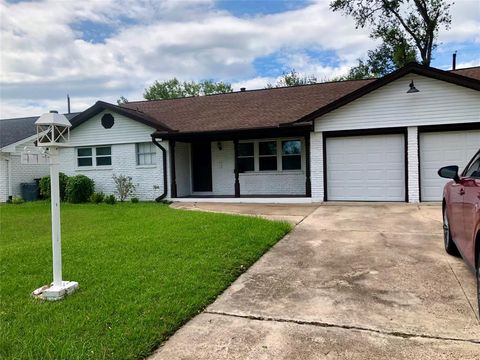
(322, 127), (409, 202)
(417, 122), (480, 202)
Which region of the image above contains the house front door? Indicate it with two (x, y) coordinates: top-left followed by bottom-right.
(191, 142), (213, 192)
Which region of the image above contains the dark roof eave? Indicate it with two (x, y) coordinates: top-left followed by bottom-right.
(285, 62), (480, 125)
(151, 123), (313, 142)
(71, 101), (173, 132)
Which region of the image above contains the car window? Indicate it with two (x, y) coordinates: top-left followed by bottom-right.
(463, 153), (480, 179)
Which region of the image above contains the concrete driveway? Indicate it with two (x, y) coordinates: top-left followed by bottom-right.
(153, 204), (480, 359)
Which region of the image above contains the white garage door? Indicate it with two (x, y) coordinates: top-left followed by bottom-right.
(326, 134), (405, 201)
(420, 130), (480, 201)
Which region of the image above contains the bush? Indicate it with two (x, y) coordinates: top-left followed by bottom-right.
(112, 174), (136, 202)
(130, 197), (139, 203)
(104, 194), (116, 205)
(90, 192), (105, 204)
(39, 173), (69, 200)
(11, 196), (24, 205)
(65, 175), (94, 203)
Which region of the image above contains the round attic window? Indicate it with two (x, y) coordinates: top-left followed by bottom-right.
(101, 113), (114, 129)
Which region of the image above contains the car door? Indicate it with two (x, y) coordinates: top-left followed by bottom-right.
(460, 151), (480, 268)
(448, 177), (466, 244)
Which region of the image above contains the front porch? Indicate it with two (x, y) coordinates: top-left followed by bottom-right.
(159, 125), (312, 201)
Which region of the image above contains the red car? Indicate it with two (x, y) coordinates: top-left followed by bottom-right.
(439, 149), (480, 313)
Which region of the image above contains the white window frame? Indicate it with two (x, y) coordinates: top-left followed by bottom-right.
(237, 142), (255, 172)
(76, 146), (112, 168)
(136, 142), (157, 167)
(238, 138), (304, 173)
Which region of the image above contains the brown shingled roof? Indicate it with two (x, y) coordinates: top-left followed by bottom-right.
(121, 79), (374, 133)
(452, 66), (480, 81)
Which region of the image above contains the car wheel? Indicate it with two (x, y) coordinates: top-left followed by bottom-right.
(443, 206), (459, 256)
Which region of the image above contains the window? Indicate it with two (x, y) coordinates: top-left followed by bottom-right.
(77, 148), (93, 167)
(236, 139), (303, 172)
(238, 142), (254, 172)
(464, 154), (480, 179)
(96, 146), (111, 166)
(77, 146), (111, 167)
(282, 140), (301, 170)
(136, 142), (156, 166)
(259, 141), (277, 171)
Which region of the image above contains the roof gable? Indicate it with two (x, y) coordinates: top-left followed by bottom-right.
(290, 63), (480, 124)
(70, 101), (173, 132)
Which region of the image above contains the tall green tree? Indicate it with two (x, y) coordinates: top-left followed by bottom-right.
(143, 78), (233, 100)
(266, 69), (317, 88)
(331, 0), (452, 79)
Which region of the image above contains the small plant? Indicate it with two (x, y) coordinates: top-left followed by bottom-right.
(39, 172), (69, 200)
(104, 194), (116, 205)
(66, 175), (94, 203)
(112, 174), (136, 202)
(11, 196), (24, 205)
(90, 192), (105, 204)
(130, 197), (139, 203)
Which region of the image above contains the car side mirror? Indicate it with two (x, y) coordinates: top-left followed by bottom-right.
(438, 165), (460, 183)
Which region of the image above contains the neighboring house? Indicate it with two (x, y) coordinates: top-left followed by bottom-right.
(0, 113), (79, 202)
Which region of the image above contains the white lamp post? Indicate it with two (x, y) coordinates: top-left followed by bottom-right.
(32, 110), (78, 301)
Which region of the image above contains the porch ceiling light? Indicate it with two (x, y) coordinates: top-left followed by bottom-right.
(407, 80), (419, 93)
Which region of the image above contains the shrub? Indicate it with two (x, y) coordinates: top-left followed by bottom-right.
(11, 196), (24, 205)
(66, 175), (94, 203)
(39, 173), (69, 200)
(112, 174), (136, 202)
(104, 194), (116, 205)
(90, 192), (105, 204)
(130, 197), (139, 203)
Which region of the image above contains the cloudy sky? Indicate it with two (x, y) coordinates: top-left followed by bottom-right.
(1, 0), (479, 118)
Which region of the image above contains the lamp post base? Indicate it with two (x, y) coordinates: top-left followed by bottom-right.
(32, 281), (79, 301)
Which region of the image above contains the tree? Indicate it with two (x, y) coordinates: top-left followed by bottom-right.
(330, 0), (452, 66)
(117, 96), (129, 105)
(143, 78), (233, 100)
(267, 69), (317, 88)
(340, 37), (417, 80)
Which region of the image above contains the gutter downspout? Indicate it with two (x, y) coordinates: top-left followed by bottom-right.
(152, 137), (168, 202)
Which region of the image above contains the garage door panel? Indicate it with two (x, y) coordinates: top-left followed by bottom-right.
(420, 130), (480, 201)
(326, 134), (405, 201)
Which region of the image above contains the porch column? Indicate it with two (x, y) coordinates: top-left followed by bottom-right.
(169, 140), (177, 198)
(305, 133), (312, 197)
(233, 139), (240, 197)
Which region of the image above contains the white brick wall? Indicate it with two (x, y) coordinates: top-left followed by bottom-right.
(407, 127), (420, 203)
(59, 142), (167, 201)
(0, 149), (50, 202)
(0, 157), (8, 202)
(9, 154), (49, 198)
(310, 132), (324, 202)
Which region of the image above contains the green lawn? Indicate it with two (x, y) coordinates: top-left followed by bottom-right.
(0, 201), (291, 359)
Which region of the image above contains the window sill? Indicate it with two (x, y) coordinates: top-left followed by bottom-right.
(75, 167), (113, 171)
(239, 170), (304, 176)
(136, 165), (157, 169)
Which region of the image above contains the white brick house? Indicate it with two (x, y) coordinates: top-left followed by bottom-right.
(42, 63), (480, 203)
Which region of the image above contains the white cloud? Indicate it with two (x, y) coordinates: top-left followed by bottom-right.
(0, 0), (478, 118)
